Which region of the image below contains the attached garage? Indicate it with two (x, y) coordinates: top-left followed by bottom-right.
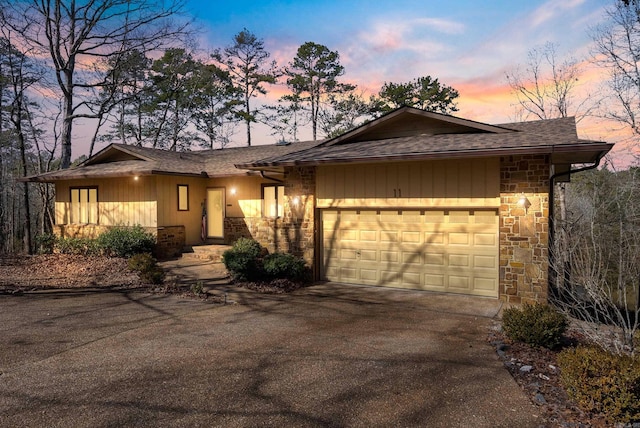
(321, 209), (499, 297)
(236, 106), (614, 303)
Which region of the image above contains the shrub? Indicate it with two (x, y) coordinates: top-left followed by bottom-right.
(558, 346), (640, 424)
(56, 236), (101, 255)
(222, 238), (265, 281)
(35, 233), (56, 254)
(263, 252), (307, 281)
(502, 302), (568, 349)
(97, 225), (155, 258)
(127, 252), (165, 284)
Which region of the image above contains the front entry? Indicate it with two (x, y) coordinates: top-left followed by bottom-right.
(206, 188), (225, 238)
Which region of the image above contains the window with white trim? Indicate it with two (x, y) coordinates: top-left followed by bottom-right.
(70, 187), (98, 224)
(263, 185), (284, 218)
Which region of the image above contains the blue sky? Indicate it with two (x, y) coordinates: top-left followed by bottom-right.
(177, 0), (617, 143)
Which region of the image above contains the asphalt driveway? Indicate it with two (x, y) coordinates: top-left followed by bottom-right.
(0, 284), (541, 427)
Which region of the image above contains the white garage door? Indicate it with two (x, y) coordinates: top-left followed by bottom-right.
(321, 209), (499, 297)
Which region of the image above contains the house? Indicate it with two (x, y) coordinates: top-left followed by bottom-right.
(26, 107), (613, 303)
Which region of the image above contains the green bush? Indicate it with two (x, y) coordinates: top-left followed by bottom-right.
(56, 236), (101, 255)
(263, 252), (307, 281)
(222, 240), (263, 282)
(35, 233), (56, 254)
(558, 346), (640, 424)
(97, 225), (155, 258)
(502, 302), (568, 349)
(127, 253), (165, 284)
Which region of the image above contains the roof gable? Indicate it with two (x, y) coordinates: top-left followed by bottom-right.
(324, 106), (513, 146)
(83, 144), (153, 165)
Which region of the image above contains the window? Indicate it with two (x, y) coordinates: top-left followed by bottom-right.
(263, 184), (284, 217)
(70, 187), (98, 224)
(178, 184), (189, 211)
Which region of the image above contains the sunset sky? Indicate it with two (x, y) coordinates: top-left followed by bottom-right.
(76, 0), (635, 164)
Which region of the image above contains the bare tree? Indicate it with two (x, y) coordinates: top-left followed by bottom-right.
(0, 0), (189, 168)
(593, 1), (640, 148)
(506, 42), (596, 122)
(550, 167), (640, 355)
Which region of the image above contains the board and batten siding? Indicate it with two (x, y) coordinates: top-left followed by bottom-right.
(316, 158), (500, 208)
(55, 177), (158, 227)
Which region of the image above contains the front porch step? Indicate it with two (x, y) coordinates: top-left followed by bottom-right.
(181, 244), (232, 262)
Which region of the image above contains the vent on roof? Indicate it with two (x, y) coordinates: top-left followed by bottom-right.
(276, 140), (291, 146)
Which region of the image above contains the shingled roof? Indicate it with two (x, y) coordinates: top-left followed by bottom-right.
(25, 140), (321, 182)
(236, 108), (612, 170)
(25, 107), (613, 183)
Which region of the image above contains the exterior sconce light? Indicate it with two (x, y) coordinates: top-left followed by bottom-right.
(230, 187), (237, 196)
(518, 193), (531, 212)
(133, 176), (139, 181)
(292, 196), (300, 206)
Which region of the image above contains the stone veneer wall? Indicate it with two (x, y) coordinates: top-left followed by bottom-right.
(223, 166), (316, 268)
(156, 226), (185, 259)
(499, 154), (550, 304)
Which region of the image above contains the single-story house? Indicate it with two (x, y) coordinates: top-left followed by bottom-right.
(26, 107), (613, 303)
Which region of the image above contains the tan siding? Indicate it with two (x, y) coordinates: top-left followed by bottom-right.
(317, 158), (501, 208)
(55, 177), (158, 228)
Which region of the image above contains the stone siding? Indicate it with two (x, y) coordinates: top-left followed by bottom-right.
(223, 166), (316, 269)
(156, 226), (185, 259)
(499, 155), (550, 303)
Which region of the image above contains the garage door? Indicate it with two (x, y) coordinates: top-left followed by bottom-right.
(321, 209), (499, 297)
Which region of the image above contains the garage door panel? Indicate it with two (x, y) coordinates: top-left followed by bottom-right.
(425, 232), (445, 244)
(360, 230), (377, 241)
(424, 253), (445, 266)
(322, 209), (498, 297)
(474, 233), (497, 246)
(360, 269), (378, 282)
(360, 249), (378, 261)
(449, 254), (470, 267)
(474, 254), (497, 268)
(401, 231), (421, 243)
(381, 250), (399, 263)
(449, 233), (470, 245)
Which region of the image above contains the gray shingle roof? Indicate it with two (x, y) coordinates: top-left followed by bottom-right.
(24, 109), (613, 183)
(238, 116), (611, 168)
(25, 140), (321, 182)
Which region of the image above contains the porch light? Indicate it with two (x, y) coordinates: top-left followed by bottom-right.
(518, 193), (531, 212)
(292, 196), (300, 206)
(230, 187), (237, 196)
(133, 176), (139, 181)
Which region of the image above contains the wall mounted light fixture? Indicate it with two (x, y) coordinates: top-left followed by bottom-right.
(230, 187), (237, 196)
(518, 193), (531, 212)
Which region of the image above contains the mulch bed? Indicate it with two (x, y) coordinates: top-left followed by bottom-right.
(489, 324), (612, 427)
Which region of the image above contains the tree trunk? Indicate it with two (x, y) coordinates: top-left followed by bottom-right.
(60, 90), (74, 169)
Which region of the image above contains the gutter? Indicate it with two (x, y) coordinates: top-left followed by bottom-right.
(260, 170), (284, 183)
(548, 151), (607, 294)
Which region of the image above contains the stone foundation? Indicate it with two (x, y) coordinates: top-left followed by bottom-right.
(156, 226), (185, 259)
(499, 155), (550, 304)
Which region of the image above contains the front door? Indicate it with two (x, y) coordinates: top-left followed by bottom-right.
(206, 188), (225, 238)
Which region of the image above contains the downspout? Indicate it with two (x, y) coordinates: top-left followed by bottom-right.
(548, 152), (606, 292)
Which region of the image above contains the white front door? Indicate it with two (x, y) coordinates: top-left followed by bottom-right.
(207, 188), (225, 238)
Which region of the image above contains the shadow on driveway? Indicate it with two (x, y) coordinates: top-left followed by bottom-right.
(0, 283), (540, 427)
